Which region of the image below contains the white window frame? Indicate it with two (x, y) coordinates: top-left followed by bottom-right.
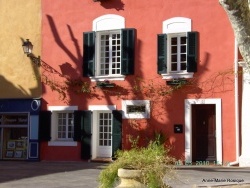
(90, 14), (125, 81)
(95, 30), (122, 77)
(167, 32), (187, 73)
(48, 106), (78, 147)
(122, 100), (150, 119)
(57, 112), (74, 140)
(161, 17), (194, 80)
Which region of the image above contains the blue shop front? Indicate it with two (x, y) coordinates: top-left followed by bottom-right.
(0, 99), (40, 160)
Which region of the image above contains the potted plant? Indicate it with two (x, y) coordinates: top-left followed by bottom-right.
(98, 134), (176, 188)
(96, 80), (116, 88)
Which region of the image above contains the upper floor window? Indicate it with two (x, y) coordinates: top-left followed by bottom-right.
(158, 17), (198, 79)
(96, 30), (121, 76)
(83, 14), (135, 81)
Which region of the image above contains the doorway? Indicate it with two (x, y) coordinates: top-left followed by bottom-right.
(192, 104), (216, 162)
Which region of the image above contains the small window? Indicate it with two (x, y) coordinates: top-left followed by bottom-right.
(57, 112), (74, 140)
(127, 105), (146, 114)
(169, 33), (187, 73)
(158, 17), (198, 79)
(122, 100), (150, 119)
(47, 106), (78, 147)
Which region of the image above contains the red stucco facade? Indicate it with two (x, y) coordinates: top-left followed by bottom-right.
(40, 0), (237, 164)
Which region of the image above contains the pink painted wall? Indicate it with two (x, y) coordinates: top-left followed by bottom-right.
(41, 0), (236, 162)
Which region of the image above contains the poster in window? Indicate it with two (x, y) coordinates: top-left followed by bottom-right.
(5, 150), (13, 158)
(16, 141), (24, 149)
(7, 141), (15, 149)
(14, 150), (23, 158)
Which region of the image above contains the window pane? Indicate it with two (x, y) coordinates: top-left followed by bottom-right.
(171, 63), (177, 71)
(181, 54), (186, 61)
(181, 36), (187, 44)
(181, 45), (186, 53)
(181, 63), (186, 70)
(171, 55), (177, 62)
(171, 46), (177, 53)
(171, 37), (177, 45)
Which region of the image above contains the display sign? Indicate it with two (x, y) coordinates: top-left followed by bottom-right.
(0, 114), (28, 125)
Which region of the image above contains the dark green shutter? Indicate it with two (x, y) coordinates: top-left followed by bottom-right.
(73, 111), (83, 141)
(73, 110), (92, 159)
(39, 111), (51, 141)
(83, 32), (95, 77)
(121, 29), (135, 75)
(157, 34), (167, 74)
(112, 110), (123, 157)
(187, 32), (198, 72)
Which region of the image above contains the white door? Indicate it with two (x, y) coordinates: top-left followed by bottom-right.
(97, 112), (112, 157)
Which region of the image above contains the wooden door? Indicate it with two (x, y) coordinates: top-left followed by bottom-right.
(192, 104), (216, 162)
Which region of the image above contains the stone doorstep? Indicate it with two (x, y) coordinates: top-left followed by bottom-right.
(90, 157), (113, 163)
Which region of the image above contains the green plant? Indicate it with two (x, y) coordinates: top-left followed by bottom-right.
(98, 139), (175, 188)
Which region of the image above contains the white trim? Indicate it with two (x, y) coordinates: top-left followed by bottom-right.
(48, 106), (78, 147)
(89, 105), (116, 111)
(163, 17), (191, 34)
(48, 141), (77, 147)
(93, 14), (125, 31)
(88, 105), (116, 159)
(48, 106), (78, 111)
(122, 100), (150, 119)
(90, 75), (125, 82)
(161, 73), (194, 80)
(185, 98), (222, 164)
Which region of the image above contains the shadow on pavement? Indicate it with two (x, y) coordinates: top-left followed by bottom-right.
(0, 161), (106, 183)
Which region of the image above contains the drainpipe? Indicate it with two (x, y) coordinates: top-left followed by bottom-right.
(229, 38), (240, 166)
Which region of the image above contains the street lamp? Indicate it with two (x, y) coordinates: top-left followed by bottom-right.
(22, 39), (40, 66)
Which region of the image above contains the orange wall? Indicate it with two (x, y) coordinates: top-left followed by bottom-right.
(0, 0), (41, 98)
(41, 0), (236, 162)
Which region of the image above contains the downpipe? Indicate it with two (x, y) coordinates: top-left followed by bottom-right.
(228, 38), (240, 166)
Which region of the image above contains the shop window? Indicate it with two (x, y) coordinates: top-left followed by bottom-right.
(0, 113), (28, 160)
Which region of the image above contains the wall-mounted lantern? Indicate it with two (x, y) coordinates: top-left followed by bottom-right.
(22, 39), (41, 66)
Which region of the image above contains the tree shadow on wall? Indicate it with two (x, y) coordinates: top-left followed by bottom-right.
(97, 0), (125, 10)
(0, 75), (35, 98)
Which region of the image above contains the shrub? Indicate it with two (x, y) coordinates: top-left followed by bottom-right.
(98, 138), (175, 188)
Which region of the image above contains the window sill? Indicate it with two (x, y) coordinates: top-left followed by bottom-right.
(161, 72), (194, 80)
(48, 141), (78, 147)
(90, 75), (125, 82)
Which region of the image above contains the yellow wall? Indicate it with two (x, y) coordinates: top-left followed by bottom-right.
(0, 0), (41, 98)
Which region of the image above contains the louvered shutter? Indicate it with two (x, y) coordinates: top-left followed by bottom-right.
(39, 111), (51, 141)
(73, 111), (83, 141)
(83, 32), (95, 76)
(121, 29), (135, 75)
(112, 110), (122, 157)
(187, 32), (198, 72)
(81, 111), (92, 160)
(157, 34), (167, 74)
